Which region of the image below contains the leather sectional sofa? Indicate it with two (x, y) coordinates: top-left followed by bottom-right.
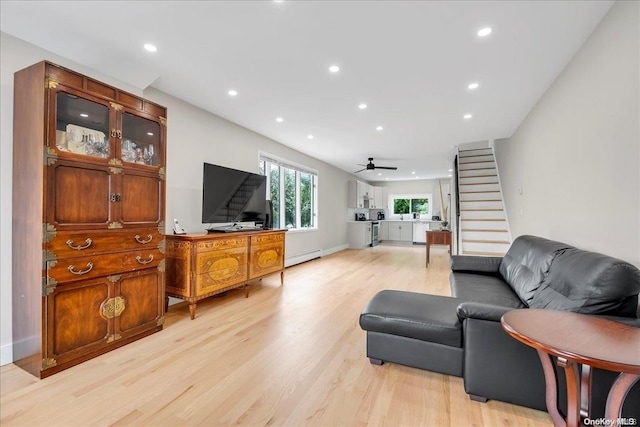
(359, 235), (640, 418)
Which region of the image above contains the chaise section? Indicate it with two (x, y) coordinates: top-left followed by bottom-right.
(359, 291), (465, 376)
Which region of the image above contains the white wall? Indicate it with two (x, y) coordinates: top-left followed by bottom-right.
(0, 33), (351, 365)
(494, 0), (639, 266)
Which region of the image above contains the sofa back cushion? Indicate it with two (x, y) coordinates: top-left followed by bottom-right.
(499, 235), (574, 304)
(529, 248), (640, 316)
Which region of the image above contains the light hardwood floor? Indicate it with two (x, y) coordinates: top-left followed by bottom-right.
(0, 244), (552, 427)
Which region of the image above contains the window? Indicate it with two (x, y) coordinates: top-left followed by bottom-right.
(390, 194), (431, 218)
(260, 153), (318, 230)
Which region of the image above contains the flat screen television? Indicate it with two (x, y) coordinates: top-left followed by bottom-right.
(202, 162), (267, 232)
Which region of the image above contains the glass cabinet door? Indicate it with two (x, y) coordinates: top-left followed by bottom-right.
(121, 113), (161, 167)
(55, 92), (110, 158)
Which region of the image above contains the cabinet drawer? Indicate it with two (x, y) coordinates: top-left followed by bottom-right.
(249, 241), (284, 279)
(47, 249), (163, 283)
(47, 228), (164, 259)
(195, 249), (247, 296)
(196, 236), (248, 253)
(250, 233), (284, 246)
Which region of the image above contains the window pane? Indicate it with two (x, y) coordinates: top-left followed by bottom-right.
(284, 168), (297, 228)
(300, 173), (312, 227)
(393, 198), (410, 214)
(411, 198), (429, 214)
(259, 160), (265, 175)
(270, 164), (280, 227)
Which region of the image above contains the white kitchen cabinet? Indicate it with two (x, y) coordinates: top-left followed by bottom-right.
(379, 221), (389, 241)
(348, 180), (366, 208)
(347, 222), (372, 248)
(373, 186), (386, 209)
(412, 221), (430, 243)
(361, 182), (374, 200)
(387, 221), (412, 242)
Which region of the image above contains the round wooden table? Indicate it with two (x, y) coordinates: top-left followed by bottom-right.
(501, 309), (640, 427)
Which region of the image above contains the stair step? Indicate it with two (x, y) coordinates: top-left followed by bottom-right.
(459, 148), (493, 155)
(460, 190), (501, 194)
(460, 211), (506, 220)
(459, 167), (496, 171)
(459, 170), (496, 178)
(460, 174), (498, 179)
(459, 155), (494, 163)
(461, 218), (505, 221)
(459, 182), (499, 186)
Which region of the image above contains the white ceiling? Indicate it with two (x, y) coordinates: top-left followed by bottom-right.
(1, 1), (613, 181)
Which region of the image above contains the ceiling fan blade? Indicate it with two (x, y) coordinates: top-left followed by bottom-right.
(376, 166), (398, 170)
(353, 168), (366, 173)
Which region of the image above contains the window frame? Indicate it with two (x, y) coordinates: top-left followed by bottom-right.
(388, 193), (432, 219)
(259, 152), (318, 231)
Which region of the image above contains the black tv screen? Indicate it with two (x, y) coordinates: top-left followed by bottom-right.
(202, 162), (267, 226)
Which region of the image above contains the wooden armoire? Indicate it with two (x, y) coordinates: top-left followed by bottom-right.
(12, 61), (167, 378)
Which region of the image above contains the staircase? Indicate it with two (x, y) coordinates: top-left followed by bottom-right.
(457, 147), (511, 256)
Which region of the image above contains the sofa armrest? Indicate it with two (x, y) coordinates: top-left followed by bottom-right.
(456, 301), (515, 322)
(450, 255), (503, 274)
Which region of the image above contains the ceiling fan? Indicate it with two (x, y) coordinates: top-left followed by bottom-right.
(354, 157), (398, 173)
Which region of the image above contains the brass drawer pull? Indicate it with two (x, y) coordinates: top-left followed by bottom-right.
(66, 238), (92, 250)
(68, 262), (93, 275)
(136, 254), (154, 265)
(134, 234), (153, 244)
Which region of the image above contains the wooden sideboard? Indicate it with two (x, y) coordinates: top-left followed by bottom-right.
(165, 229), (286, 319)
(425, 230), (452, 267)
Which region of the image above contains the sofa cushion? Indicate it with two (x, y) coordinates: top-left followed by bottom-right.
(450, 273), (526, 309)
(499, 235), (573, 304)
(359, 291), (464, 347)
(450, 255), (502, 275)
(530, 248), (640, 316)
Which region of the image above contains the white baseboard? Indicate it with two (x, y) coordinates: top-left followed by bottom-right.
(285, 249), (322, 267)
(321, 244), (348, 257)
(284, 244), (348, 267)
(1, 342), (13, 366)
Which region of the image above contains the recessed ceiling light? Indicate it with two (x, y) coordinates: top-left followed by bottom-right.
(228, 90), (238, 97)
(147, 132), (154, 136)
(385, 177), (389, 180)
(477, 27), (492, 37)
(411, 171), (416, 174)
(143, 43), (157, 52)
(378, 173), (382, 176)
(329, 65), (340, 73)
(464, 114), (473, 119)
(415, 176), (420, 179)
(448, 169), (453, 172)
(468, 82), (479, 90)
(276, 117), (284, 123)
(80, 113), (88, 118)
(358, 103), (367, 110)
(376, 126), (383, 131)
(448, 174), (453, 177)
(307, 134), (314, 139)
